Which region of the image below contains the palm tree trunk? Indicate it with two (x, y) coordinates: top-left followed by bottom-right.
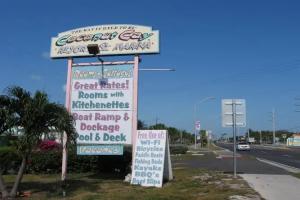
(0, 173), (9, 199)
(9, 156), (27, 198)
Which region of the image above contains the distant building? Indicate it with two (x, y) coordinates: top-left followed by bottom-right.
(287, 134), (300, 146)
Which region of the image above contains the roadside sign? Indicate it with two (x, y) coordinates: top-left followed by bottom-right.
(221, 99), (246, 178)
(282, 134), (287, 138)
(50, 25), (159, 58)
(195, 121), (201, 131)
(248, 137), (255, 143)
(222, 99), (246, 127)
(131, 130), (173, 187)
(77, 144), (123, 155)
(71, 64), (133, 146)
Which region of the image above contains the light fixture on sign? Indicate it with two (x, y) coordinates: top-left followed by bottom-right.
(87, 44), (100, 55)
(87, 44), (108, 86)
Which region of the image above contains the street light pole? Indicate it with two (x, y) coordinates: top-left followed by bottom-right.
(260, 130), (262, 144)
(272, 108), (276, 145)
(194, 96), (215, 149)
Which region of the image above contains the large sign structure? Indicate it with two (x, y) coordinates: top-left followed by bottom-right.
(51, 24), (159, 184)
(71, 64), (133, 145)
(51, 24), (159, 58)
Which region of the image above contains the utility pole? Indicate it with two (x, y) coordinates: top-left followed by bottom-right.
(247, 128), (250, 142)
(180, 131), (183, 144)
(259, 130), (262, 144)
(272, 108), (276, 145)
(193, 97), (215, 149)
(237, 127), (240, 142)
(247, 119), (250, 142)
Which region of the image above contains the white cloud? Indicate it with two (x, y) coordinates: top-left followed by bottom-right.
(41, 51), (50, 59)
(30, 74), (42, 81)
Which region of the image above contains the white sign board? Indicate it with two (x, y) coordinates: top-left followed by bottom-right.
(77, 144), (123, 155)
(131, 130), (173, 187)
(71, 64), (133, 145)
(50, 24), (159, 58)
(195, 121), (201, 131)
(222, 99), (246, 127)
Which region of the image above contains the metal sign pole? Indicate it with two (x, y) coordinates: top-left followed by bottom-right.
(194, 124), (197, 149)
(260, 130), (262, 144)
(132, 55), (139, 161)
(232, 100), (237, 178)
(61, 57), (72, 196)
(194, 104), (197, 149)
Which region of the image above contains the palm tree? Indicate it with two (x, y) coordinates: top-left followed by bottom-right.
(0, 86), (76, 199)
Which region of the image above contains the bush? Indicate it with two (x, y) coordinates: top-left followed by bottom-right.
(96, 147), (132, 174)
(0, 146), (21, 174)
(67, 146), (99, 173)
(1, 144), (132, 175)
(169, 144), (188, 154)
(28, 149), (62, 174)
(38, 140), (61, 151)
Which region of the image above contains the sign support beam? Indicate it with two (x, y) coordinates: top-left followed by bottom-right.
(132, 55), (139, 161)
(232, 100), (237, 178)
(61, 58), (73, 194)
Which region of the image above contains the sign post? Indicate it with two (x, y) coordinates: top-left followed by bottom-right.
(222, 99), (246, 178)
(194, 120), (201, 149)
(61, 58), (72, 192)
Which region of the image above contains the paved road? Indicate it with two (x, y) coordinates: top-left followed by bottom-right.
(216, 143), (300, 169)
(173, 150), (288, 174)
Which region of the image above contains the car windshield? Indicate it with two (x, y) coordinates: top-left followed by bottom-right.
(238, 143), (248, 145)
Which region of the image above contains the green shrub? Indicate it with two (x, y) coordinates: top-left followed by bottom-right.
(96, 148), (132, 174)
(169, 145), (188, 154)
(0, 146), (21, 174)
(28, 150), (62, 174)
(67, 147), (99, 173)
(1, 145), (132, 175)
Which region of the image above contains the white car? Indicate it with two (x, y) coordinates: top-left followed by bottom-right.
(236, 142), (250, 151)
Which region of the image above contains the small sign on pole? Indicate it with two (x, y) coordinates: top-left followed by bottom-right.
(222, 99), (246, 128)
(131, 130), (173, 187)
(195, 121), (201, 131)
(221, 99), (246, 178)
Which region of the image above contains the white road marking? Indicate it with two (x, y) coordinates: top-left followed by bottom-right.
(256, 157), (300, 173)
(282, 154), (291, 157)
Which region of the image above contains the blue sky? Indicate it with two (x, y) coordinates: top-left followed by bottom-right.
(1, 0), (300, 136)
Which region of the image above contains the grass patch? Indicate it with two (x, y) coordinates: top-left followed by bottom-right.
(3, 167), (259, 200)
(292, 173), (300, 179)
(2, 152), (260, 199)
(208, 143), (224, 151)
